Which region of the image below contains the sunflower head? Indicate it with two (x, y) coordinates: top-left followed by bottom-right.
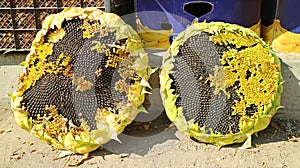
(160, 22), (283, 147)
(11, 8), (153, 154)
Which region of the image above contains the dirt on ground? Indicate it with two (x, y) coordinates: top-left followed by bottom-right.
(1, 105), (300, 168)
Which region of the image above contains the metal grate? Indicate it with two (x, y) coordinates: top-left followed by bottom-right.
(14, 0), (34, 8)
(15, 9), (36, 29)
(36, 0), (58, 8)
(61, 0), (81, 7)
(0, 0), (105, 51)
(84, 0), (105, 7)
(0, 0), (11, 8)
(0, 31), (15, 49)
(36, 9), (57, 28)
(0, 10), (13, 29)
(18, 30), (37, 49)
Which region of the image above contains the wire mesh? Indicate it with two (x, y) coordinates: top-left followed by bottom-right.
(36, 0), (58, 8)
(0, 0), (105, 51)
(18, 30), (37, 49)
(0, 10), (13, 29)
(36, 9), (57, 28)
(14, 9), (36, 29)
(0, 0), (10, 8)
(0, 31), (15, 49)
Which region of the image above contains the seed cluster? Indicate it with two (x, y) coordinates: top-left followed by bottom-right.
(171, 30), (278, 135)
(172, 33), (241, 134)
(21, 17), (136, 130)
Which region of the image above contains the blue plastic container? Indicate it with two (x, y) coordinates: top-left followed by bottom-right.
(136, 0), (262, 34)
(262, 0), (300, 53)
(277, 0), (300, 33)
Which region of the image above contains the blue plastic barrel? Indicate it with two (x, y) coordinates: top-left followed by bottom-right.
(262, 0), (300, 53)
(277, 0), (300, 33)
(136, 0), (261, 35)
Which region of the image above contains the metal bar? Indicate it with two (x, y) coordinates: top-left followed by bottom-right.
(56, 0), (60, 12)
(33, 0), (39, 29)
(57, 0), (62, 10)
(10, 3), (19, 50)
(104, 0), (111, 12)
(1, 48), (30, 53)
(0, 7), (13, 10)
(0, 29), (40, 31)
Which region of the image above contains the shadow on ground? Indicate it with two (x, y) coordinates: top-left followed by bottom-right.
(92, 59), (300, 157)
(91, 69), (183, 157)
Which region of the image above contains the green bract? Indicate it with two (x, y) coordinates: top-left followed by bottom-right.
(160, 22), (283, 148)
